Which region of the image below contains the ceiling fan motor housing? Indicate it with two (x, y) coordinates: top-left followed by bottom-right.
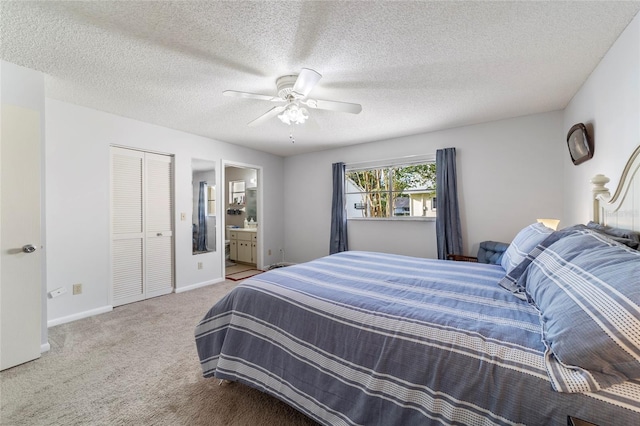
(276, 75), (299, 99)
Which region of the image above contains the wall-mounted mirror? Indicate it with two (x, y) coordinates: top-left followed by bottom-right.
(192, 159), (216, 255)
(229, 180), (245, 205)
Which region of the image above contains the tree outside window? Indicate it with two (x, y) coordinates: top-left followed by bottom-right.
(345, 163), (436, 219)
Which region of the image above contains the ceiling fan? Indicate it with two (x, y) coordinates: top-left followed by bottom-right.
(223, 68), (362, 127)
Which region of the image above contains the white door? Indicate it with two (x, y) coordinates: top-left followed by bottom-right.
(0, 105), (42, 370)
(145, 153), (173, 298)
(111, 147), (145, 306)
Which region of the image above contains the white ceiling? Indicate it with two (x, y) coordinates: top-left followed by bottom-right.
(2, 1), (639, 157)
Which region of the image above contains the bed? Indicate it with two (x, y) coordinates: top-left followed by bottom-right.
(195, 146), (640, 425)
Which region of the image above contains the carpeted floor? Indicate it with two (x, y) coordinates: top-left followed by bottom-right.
(0, 281), (319, 426)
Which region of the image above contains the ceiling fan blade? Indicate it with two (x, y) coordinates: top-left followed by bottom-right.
(247, 106), (286, 127)
(223, 90), (282, 102)
(292, 68), (322, 98)
(305, 98), (362, 114)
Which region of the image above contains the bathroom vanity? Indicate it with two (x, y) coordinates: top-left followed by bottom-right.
(228, 228), (257, 265)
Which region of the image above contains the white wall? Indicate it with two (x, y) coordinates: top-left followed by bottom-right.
(283, 12), (640, 265)
(283, 111), (565, 263)
(563, 12), (640, 226)
(0, 60), (48, 349)
(45, 99), (284, 325)
(284, 7), (640, 265)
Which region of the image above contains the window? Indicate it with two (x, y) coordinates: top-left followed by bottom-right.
(207, 185), (216, 216)
(345, 159), (436, 219)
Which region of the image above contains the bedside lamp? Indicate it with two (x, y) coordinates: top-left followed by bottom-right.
(537, 218), (560, 230)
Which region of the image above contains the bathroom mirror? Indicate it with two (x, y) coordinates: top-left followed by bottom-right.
(192, 159), (217, 255)
(229, 180), (245, 205)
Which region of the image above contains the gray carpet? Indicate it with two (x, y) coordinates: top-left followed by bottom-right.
(0, 281), (319, 426)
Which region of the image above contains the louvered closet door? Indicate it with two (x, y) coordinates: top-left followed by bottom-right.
(111, 148), (174, 307)
(145, 153), (174, 298)
(111, 147), (145, 306)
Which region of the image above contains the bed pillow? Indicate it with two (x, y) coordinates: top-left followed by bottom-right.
(500, 222), (554, 273)
(521, 229), (640, 393)
(497, 226), (583, 300)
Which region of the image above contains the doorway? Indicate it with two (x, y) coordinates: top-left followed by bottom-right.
(223, 163), (261, 276)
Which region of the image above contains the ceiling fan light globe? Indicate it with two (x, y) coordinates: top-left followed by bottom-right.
(277, 104), (309, 125)
(277, 112), (292, 125)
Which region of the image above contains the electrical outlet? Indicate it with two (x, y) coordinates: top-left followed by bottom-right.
(197, 262), (203, 270)
(72, 283), (82, 295)
(268, 249), (272, 256)
(180, 212), (186, 221)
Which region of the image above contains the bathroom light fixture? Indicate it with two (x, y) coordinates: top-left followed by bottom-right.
(277, 102), (309, 125)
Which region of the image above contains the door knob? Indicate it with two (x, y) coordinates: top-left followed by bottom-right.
(22, 244), (37, 254)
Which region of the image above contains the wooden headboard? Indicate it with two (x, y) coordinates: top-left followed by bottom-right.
(592, 145), (640, 231)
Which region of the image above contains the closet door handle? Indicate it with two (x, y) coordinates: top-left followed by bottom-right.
(157, 232), (163, 237)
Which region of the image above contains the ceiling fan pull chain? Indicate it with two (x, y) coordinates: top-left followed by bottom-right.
(289, 125), (295, 143)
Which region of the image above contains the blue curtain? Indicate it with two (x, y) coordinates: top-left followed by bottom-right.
(197, 181), (208, 252)
(436, 148), (463, 259)
(330, 162), (348, 254)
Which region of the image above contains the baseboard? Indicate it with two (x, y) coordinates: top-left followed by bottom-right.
(47, 305), (113, 328)
(41, 342), (51, 353)
(175, 277), (224, 294)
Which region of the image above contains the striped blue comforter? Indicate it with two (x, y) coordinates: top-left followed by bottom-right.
(195, 251), (640, 425)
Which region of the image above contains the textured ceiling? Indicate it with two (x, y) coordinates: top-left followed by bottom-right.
(2, 1), (639, 157)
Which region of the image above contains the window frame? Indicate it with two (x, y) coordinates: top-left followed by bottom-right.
(344, 155), (436, 222)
